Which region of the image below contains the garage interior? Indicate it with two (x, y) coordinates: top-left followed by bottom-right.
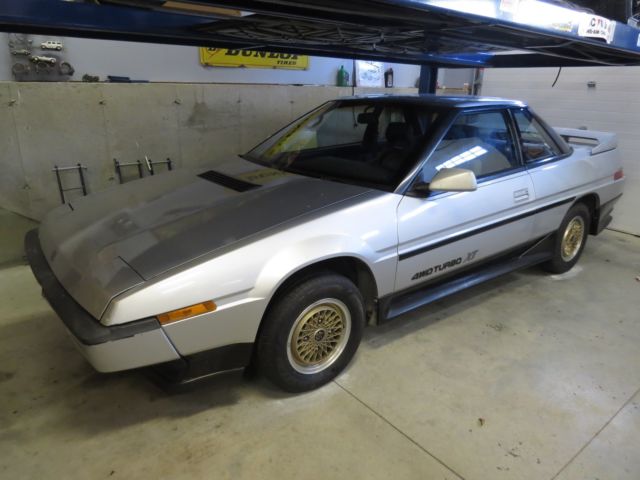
(1, 1), (639, 479)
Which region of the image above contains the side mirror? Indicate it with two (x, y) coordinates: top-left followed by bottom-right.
(429, 168), (478, 193)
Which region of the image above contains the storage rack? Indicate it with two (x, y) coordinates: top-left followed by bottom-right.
(1, 0), (640, 70)
(114, 157), (174, 183)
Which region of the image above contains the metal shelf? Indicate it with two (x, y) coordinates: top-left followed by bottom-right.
(1, 0), (640, 67)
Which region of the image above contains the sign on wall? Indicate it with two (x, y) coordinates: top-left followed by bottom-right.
(199, 48), (309, 70)
(355, 61), (384, 87)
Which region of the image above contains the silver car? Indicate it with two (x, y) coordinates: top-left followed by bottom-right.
(25, 95), (625, 392)
(29, 55), (56, 65)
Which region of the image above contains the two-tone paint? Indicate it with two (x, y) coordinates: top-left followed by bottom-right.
(27, 95), (625, 374)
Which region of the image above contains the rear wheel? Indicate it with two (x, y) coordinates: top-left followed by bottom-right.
(543, 203), (591, 274)
(256, 274), (364, 392)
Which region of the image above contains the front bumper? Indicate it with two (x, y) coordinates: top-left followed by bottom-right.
(24, 229), (181, 372)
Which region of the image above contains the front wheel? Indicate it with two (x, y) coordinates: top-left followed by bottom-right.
(256, 274), (364, 392)
(543, 203), (591, 274)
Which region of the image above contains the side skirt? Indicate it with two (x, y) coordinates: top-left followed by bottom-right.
(377, 235), (555, 324)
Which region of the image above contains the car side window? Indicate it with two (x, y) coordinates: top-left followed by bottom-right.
(420, 110), (518, 182)
(513, 109), (562, 162)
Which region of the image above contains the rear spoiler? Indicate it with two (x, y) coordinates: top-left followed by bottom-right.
(554, 128), (617, 155)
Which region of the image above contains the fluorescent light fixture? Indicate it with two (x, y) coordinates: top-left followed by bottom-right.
(513, 0), (582, 30)
(428, 0), (498, 18)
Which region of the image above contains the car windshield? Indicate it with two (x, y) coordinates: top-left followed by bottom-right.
(244, 99), (444, 191)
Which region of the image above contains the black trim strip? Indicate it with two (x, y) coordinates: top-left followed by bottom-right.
(595, 193), (623, 235)
(398, 197), (576, 261)
(381, 249), (553, 323)
(392, 234), (551, 301)
(198, 170), (260, 192)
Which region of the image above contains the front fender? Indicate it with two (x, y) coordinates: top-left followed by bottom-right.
(104, 193), (399, 330)
(253, 233), (385, 305)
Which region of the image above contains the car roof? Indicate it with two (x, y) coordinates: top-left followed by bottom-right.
(336, 93), (526, 109)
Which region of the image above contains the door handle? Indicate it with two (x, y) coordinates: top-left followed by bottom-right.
(513, 188), (530, 202)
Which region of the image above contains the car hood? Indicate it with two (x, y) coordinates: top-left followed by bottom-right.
(39, 159), (371, 320)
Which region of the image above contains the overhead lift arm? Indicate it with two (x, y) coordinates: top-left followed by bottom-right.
(2, 0), (640, 69)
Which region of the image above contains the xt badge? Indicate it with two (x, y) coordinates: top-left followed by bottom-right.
(411, 250), (479, 281)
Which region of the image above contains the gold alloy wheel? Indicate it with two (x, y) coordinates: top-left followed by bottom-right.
(286, 298), (351, 375)
(561, 216), (585, 262)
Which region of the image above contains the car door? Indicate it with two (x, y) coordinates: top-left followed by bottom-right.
(511, 108), (579, 237)
(395, 108), (537, 292)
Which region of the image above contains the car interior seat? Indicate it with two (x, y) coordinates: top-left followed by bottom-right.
(377, 122), (415, 172)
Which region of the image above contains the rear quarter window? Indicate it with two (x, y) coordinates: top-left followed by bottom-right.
(513, 110), (563, 162)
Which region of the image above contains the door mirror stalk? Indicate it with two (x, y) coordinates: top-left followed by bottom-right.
(409, 181), (431, 197)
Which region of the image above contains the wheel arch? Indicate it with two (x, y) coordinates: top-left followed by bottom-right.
(253, 256), (379, 344)
(573, 193), (600, 235)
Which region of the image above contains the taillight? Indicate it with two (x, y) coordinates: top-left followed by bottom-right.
(614, 169), (624, 181)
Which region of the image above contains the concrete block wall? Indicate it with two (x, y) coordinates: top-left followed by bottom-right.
(0, 82), (417, 220)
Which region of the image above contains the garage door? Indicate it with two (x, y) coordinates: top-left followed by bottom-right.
(481, 66), (640, 236)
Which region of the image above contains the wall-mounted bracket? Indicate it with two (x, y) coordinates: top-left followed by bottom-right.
(52, 163), (87, 204)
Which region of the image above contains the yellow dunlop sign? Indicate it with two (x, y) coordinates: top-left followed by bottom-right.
(199, 48), (309, 70)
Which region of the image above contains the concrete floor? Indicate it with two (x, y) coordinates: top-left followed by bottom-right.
(1, 230), (639, 480)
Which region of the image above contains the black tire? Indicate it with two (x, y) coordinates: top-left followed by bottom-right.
(543, 203), (591, 274)
(256, 274), (365, 392)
